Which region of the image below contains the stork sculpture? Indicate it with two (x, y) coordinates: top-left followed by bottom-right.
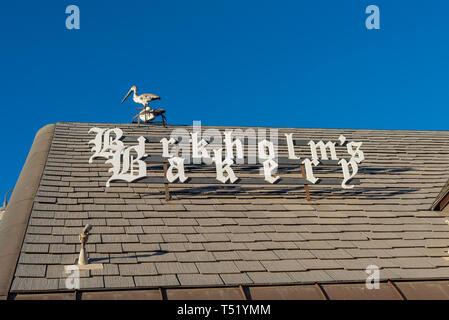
(121, 85), (167, 126)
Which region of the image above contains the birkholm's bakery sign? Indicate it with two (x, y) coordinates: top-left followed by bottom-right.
(88, 123), (364, 189)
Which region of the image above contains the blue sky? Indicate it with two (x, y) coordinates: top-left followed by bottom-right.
(0, 0), (448, 197)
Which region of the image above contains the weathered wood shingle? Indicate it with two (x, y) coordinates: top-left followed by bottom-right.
(9, 122), (449, 293)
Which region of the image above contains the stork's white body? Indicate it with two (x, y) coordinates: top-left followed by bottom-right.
(131, 89), (159, 108)
(122, 85), (160, 108)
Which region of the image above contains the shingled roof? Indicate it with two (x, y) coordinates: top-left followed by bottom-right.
(2, 121), (449, 300)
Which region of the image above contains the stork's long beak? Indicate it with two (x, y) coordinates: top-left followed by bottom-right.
(121, 89), (132, 103)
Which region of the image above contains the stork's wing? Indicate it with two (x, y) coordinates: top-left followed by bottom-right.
(141, 94), (160, 100)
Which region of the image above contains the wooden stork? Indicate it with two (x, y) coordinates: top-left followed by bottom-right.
(121, 85), (167, 126)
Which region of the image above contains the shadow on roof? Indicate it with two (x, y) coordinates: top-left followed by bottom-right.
(89, 250), (168, 263)
(137, 185), (419, 200)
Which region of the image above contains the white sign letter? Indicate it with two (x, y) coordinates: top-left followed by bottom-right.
(88, 127), (124, 163)
(160, 137), (178, 158)
(166, 156), (188, 183)
(338, 158), (359, 189)
(308, 140), (338, 161)
(262, 159), (280, 184)
(105, 136), (148, 187)
(284, 133), (300, 160)
(302, 159), (320, 184)
(347, 141), (365, 163)
(224, 130), (244, 161)
(213, 149), (238, 184)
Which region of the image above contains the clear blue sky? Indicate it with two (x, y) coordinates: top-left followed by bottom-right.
(0, 0), (448, 197)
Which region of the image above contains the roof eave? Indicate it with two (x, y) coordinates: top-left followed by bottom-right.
(0, 124), (55, 299)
